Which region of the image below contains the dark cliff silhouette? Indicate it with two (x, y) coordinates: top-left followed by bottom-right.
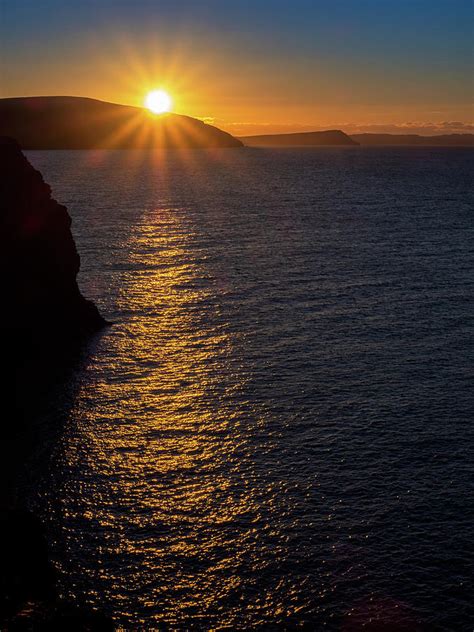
(0, 510), (114, 630)
(351, 133), (474, 146)
(0, 96), (243, 149)
(0, 138), (111, 627)
(240, 129), (358, 146)
(0, 136), (106, 348)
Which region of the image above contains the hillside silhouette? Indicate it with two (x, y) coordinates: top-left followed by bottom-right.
(0, 97), (243, 149)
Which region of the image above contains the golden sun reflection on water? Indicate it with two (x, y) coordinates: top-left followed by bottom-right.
(27, 147), (474, 631)
(48, 202), (303, 627)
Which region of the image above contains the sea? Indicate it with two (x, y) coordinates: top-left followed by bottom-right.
(25, 147), (473, 630)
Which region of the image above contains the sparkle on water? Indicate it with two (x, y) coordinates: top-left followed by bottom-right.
(26, 146), (474, 630)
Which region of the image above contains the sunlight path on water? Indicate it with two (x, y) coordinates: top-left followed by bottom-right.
(28, 147), (474, 630)
(39, 180), (309, 627)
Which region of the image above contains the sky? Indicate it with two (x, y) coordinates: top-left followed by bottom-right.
(1, 0), (473, 135)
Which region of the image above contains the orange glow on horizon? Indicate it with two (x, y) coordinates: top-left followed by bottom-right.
(4, 32), (471, 139)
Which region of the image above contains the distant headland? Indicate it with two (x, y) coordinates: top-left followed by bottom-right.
(0, 96), (243, 149)
(241, 130), (474, 147)
(2, 97), (473, 149)
(241, 130), (358, 146)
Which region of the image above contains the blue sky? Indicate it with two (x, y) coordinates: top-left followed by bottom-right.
(1, 0), (472, 134)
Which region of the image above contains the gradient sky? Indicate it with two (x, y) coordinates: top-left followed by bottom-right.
(1, 0), (473, 135)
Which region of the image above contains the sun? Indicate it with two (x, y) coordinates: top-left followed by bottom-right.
(145, 90), (172, 114)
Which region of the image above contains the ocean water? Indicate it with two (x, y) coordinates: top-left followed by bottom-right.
(26, 147), (473, 630)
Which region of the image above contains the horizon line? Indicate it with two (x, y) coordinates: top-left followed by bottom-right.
(1, 94), (473, 137)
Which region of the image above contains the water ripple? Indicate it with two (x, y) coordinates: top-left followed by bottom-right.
(26, 147), (474, 630)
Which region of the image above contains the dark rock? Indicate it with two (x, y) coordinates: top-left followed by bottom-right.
(0, 140), (113, 628)
(0, 136), (107, 350)
(1, 135), (107, 437)
(0, 510), (114, 630)
(0, 510), (57, 619)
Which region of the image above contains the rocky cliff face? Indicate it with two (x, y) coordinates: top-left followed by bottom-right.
(0, 138), (111, 627)
(0, 509), (114, 629)
(0, 136), (106, 349)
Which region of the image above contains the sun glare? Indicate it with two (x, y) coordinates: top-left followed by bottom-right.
(145, 89), (172, 114)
